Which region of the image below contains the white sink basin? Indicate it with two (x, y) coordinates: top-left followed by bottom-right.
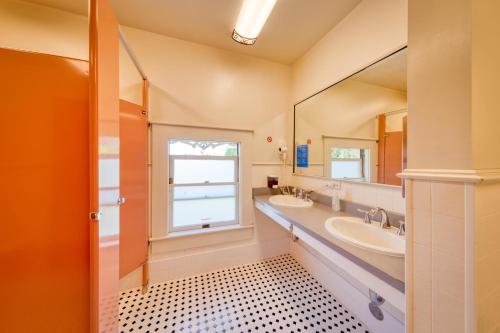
(269, 195), (313, 208)
(324, 217), (405, 257)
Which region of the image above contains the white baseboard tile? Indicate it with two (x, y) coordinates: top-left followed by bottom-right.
(119, 266), (143, 291)
(149, 238), (289, 283)
(290, 240), (405, 333)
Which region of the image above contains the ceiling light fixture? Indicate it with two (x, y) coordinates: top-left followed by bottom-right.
(232, 0), (277, 45)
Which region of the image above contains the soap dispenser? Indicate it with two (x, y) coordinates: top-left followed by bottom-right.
(331, 183), (341, 212)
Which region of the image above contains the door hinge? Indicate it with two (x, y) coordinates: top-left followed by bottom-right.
(169, 177), (174, 185)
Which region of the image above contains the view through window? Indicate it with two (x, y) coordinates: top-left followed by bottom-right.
(168, 140), (239, 231)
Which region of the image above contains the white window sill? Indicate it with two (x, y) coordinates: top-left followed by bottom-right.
(150, 224), (254, 242)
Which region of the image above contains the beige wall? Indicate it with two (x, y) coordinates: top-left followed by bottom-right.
(471, 1), (500, 170)
(408, 0), (500, 171)
(0, 0), (88, 60)
(288, 0), (408, 212)
(291, 0), (407, 103)
(407, 0), (472, 170)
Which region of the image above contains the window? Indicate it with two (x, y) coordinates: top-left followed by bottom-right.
(168, 140), (239, 232)
(330, 147), (369, 180)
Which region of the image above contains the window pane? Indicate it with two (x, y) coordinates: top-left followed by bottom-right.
(332, 160), (362, 178)
(169, 140), (238, 156)
(173, 159), (235, 184)
(172, 185), (236, 227)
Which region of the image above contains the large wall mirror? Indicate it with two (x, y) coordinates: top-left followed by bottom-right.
(294, 47), (407, 187)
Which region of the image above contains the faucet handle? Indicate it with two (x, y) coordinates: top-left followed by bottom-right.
(303, 190), (313, 201)
(397, 221), (405, 236)
(357, 208), (371, 224)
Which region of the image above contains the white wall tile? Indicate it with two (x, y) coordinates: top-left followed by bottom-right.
(431, 182), (464, 218)
(432, 290), (464, 333)
(412, 180), (431, 212)
(432, 249), (465, 302)
(376, 187), (396, 212)
(413, 209), (432, 246)
(431, 213), (464, 255)
(413, 243), (432, 333)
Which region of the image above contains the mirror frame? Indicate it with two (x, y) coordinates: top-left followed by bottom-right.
(292, 46), (408, 189)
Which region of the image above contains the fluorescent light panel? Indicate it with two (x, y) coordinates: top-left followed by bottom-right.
(233, 0), (277, 45)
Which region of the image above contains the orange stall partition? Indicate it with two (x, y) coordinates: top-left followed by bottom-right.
(119, 99), (148, 279)
(0, 48), (90, 332)
(89, 0), (121, 331)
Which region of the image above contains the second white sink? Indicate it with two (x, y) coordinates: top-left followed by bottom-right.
(269, 195), (313, 208)
(324, 216), (405, 257)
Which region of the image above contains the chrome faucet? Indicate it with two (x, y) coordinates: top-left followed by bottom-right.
(369, 207), (391, 229)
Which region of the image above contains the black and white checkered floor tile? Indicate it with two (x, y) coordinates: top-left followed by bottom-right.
(119, 254), (370, 333)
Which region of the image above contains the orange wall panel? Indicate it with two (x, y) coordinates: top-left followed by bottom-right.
(0, 48), (90, 332)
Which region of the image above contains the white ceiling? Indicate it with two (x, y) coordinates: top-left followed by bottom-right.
(354, 48), (407, 92)
(24, 0), (362, 64)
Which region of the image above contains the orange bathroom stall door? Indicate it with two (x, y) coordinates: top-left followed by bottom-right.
(89, 0), (121, 332)
(0, 48), (90, 332)
(119, 99), (148, 278)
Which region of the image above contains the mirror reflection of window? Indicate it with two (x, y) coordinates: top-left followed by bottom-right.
(330, 148), (370, 181)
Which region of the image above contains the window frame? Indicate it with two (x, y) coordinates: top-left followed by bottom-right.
(168, 145), (240, 232)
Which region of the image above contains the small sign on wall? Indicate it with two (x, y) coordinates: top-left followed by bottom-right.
(296, 144), (309, 168)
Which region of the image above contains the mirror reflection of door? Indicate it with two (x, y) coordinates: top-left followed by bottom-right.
(377, 112), (407, 186)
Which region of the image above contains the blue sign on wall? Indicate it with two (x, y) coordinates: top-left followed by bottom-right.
(296, 144), (309, 168)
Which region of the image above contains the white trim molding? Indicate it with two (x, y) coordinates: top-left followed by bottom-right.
(149, 121), (254, 133)
(398, 169), (500, 183)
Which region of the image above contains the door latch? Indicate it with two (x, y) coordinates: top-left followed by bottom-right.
(89, 211), (102, 221)
(117, 196), (126, 205)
